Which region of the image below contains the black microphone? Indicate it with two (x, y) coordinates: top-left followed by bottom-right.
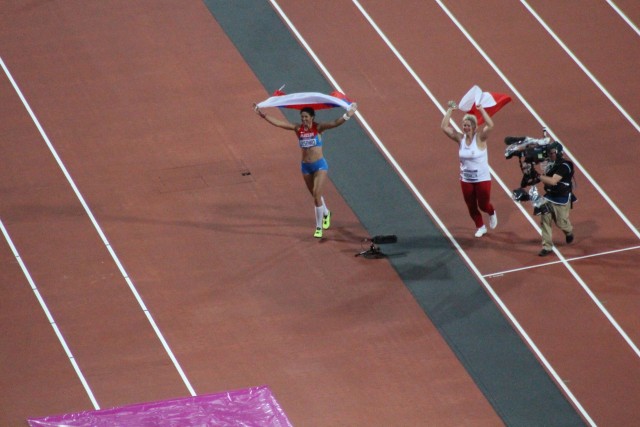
(504, 136), (527, 145)
(370, 235), (397, 244)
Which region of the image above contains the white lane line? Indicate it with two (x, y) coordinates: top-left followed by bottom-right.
(0, 219), (100, 409)
(484, 245), (640, 278)
(520, 0), (640, 133)
(269, 1), (595, 424)
(0, 56), (196, 398)
(607, 0), (640, 36)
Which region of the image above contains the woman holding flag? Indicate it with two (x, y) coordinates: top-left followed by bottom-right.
(254, 97), (357, 238)
(441, 101), (498, 238)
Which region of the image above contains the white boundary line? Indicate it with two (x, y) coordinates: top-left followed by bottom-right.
(0, 218), (100, 410)
(269, 1), (595, 424)
(608, 0), (640, 37)
(0, 56), (196, 398)
(484, 245), (640, 278)
(520, 0), (640, 133)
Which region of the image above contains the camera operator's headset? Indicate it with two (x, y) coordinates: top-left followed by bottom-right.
(548, 141), (564, 158)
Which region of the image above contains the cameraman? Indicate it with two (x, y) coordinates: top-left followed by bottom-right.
(534, 141), (575, 256)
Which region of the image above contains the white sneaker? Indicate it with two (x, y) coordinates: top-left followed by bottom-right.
(489, 212), (498, 229)
(475, 225), (487, 238)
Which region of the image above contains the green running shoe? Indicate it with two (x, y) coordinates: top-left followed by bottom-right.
(314, 227), (323, 238)
(322, 211), (331, 229)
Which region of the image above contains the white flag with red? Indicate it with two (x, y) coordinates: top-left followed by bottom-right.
(458, 85), (511, 125)
(257, 89), (354, 111)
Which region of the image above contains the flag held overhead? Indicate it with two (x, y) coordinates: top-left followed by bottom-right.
(257, 89), (354, 111)
(458, 85), (511, 125)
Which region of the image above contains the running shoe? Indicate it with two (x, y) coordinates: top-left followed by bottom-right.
(538, 248), (553, 256)
(475, 225), (487, 238)
(322, 211), (331, 229)
(489, 212), (498, 229)
(314, 227), (323, 238)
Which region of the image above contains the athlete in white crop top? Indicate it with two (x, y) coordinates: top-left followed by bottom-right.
(441, 102), (498, 237)
(459, 134), (491, 183)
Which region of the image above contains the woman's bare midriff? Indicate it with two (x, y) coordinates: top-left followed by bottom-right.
(301, 146), (323, 163)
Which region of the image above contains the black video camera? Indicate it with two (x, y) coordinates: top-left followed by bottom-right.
(504, 136), (551, 163)
(504, 131), (555, 188)
(504, 130), (555, 211)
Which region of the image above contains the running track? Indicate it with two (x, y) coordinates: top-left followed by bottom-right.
(1, 1), (639, 426)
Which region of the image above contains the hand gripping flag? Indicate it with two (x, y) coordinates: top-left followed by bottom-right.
(257, 88), (354, 111)
(458, 85), (511, 125)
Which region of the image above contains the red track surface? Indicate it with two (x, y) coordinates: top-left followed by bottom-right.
(1, 1), (639, 426)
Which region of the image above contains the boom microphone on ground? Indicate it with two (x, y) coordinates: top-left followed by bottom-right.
(356, 235), (398, 258)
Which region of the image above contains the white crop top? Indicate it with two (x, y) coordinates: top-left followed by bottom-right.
(459, 134), (491, 182)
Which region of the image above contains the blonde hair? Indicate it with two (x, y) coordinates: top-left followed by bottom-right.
(462, 114), (477, 129)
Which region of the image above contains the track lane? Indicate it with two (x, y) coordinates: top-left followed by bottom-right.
(0, 225), (94, 422)
(486, 264), (640, 424)
(0, 69), (191, 418)
(1, 1), (507, 425)
(524, 0), (640, 122)
(609, 0), (640, 26)
(274, 0), (640, 424)
(0, 4), (210, 410)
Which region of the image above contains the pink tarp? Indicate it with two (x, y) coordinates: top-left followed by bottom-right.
(28, 385), (293, 426)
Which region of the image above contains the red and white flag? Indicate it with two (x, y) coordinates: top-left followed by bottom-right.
(458, 85), (511, 125)
(257, 88), (354, 111)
